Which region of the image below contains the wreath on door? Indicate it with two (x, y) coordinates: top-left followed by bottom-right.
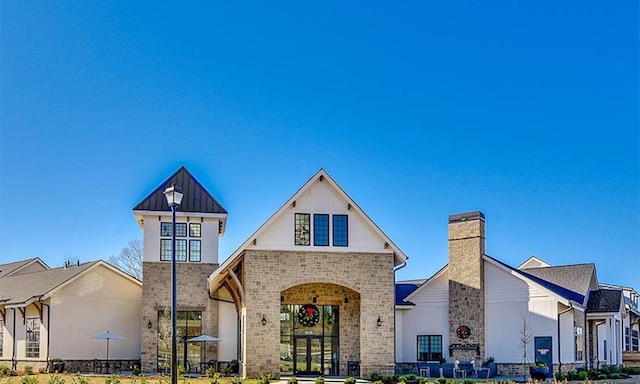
(298, 304), (320, 327)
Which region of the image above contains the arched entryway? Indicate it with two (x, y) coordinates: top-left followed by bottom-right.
(280, 283), (360, 376)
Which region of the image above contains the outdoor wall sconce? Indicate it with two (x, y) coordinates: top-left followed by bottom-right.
(377, 316), (382, 327)
(261, 315), (267, 326)
(147, 319), (153, 329)
(312, 297), (317, 303)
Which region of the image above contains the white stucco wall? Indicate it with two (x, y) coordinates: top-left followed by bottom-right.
(142, 215), (220, 264)
(396, 271), (449, 362)
(49, 264), (142, 359)
(252, 180), (388, 253)
(217, 298), (238, 362)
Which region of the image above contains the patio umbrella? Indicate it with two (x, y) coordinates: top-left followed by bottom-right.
(91, 331), (126, 373)
(187, 335), (221, 371)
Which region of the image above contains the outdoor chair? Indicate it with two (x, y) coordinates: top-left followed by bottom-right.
(424, 362), (442, 378)
(457, 362), (474, 377)
(441, 363), (455, 378)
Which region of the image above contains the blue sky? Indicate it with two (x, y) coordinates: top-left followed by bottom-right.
(1, 1), (638, 289)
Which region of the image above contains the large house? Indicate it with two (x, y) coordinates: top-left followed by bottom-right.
(0, 258), (142, 372)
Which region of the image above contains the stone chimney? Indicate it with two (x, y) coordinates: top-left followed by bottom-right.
(448, 211), (486, 362)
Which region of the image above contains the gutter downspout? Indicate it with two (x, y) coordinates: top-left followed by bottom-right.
(393, 256), (407, 374)
(39, 297), (50, 366)
(558, 303), (573, 374)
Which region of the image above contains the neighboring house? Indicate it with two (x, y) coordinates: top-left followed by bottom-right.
(395, 212), (628, 377)
(0, 259), (142, 372)
(137, 166), (406, 378)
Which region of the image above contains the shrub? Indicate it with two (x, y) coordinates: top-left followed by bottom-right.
(47, 376), (65, 384)
(370, 373), (383, 382)
(71, 377), (90, 384)
(0, 365), (10, 376)
(381, 375), (395, 384)
(462, 379), (474, 384)
(23, 366), (33, 376)
(206, 367), (218, 378)
(554, 372), (566, 381)
(344, 377), (356, 384)
(623, 366), (640, 375)
(287, 377), (298, 384)
(374, 381), (384, 384)
(399, 375), (417, 382)
(597, 374), (607, 380)
(177, 366), (186, 377)
(229, 377), (244, 384)
(577, 370), (588, 380)
(610, 373), (621, 379)
(208, 373), (220, 384)
(437, 378), (446, 384)
(257, 373), (273, 384)
(315, 377), (324, 384)
(21, 376), (39, 384)
(105, 375), (121, 384)
(132, 365), (141, 376)
(417, 378), (427, 384)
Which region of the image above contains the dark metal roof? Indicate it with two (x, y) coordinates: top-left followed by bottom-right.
(396, 282), (420, 305)
(587, 289), (623, 313)
(133, 166), (227, 214)
(486, 255), (586, 304)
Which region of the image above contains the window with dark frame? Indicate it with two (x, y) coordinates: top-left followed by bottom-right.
(314, 214), (329, 246)
(189, 223), (201, 237)
(295, 213), (310, 246)
(575, 326), (584, 361)
(189, 240), (201, 262)
(26, 317), (40, 358)
(333, 215), (348, 247)
(176, 239), (187, 262)
(417, 335), (442, 361)
(160, 239), (172, 261)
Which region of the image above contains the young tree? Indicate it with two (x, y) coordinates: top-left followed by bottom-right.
(109, 239), (143, 280)
(518, 314), (533, 381)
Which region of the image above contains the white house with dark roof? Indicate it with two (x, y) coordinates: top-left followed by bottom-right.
(395, 212), (628, 378)
(0, 259), (142, 372)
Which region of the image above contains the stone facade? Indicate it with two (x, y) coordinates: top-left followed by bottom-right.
(240, 249), (395, 379)
(448, 212), (485, 362)
(141, 261), (219, 373)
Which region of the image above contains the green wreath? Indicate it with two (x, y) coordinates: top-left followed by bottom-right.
(298, 304), (320, 327)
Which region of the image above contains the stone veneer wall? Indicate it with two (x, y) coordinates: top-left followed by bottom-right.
(241, 250), (395, 379)
(141, 262), (219, 373)
(448, 212), (485, 362)
(281, 282), (361, 375)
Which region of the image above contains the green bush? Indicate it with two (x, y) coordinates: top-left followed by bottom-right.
(287, 377), (298, 384)
(373, 381), (384, 384)
(399, 375), (417, 382)
(0, 365), (10, 376)
(370, 373), (383, 382)
(104, 375), (121, 384)
(623, 366), (640, 375)
(47, 376), (65, 384)
(257, 373), (273, 384)
(132, 365), (141, 376)
(436, 378), (446, 384)
(344, 377), (356, 384)
(177, 366), (186, 377)
(23, 366), (33, 376)
(597, 373), (608, 380)
(461, 379), (474, 384)
(206, 368), (218, 378)
(417, 378), (427, 384)
(229, 377), (244, 384)
(208, 373), (220, 384)
(554, 371), (566, 381)
(71, 376), (90, 384)
(381, 376), (395, 384)
(315, 377), (324, 384)
(21, 376), (39, 384)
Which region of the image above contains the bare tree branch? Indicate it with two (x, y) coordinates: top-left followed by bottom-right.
(109, 239), (143, 280)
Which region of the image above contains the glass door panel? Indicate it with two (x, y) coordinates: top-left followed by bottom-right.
(295, 337), (307, 373)
(310, 337), (322, 374)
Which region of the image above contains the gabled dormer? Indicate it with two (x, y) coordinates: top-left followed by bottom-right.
(133, 166), (228, 264)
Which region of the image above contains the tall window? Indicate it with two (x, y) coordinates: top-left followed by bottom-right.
(0, 318), (3, 357)
(295, 214), (310, 246)
(157, 310), (202, 373)
(333, 215), (348, 246)
(314, 214), (329, 246)
(160, 222), (199, 262)
(26, 317), (40, 358)
(575, 326), (584, 361)
(417, 335), (442, 361)
(633, 329), (639, 351)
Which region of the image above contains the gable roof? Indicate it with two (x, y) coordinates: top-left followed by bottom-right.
(0, 258), (48, 279)
(396, 282), (422, 306)
(209, 168), (409, 290)
(522, 263), (596, 299)
(0, 260), (141, 307)
(587, 289), (623, 313)
(517, 256), (551, 269)
(133, 166), (228, 215)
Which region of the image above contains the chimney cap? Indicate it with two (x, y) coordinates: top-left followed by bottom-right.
(449, 211), (485, 223)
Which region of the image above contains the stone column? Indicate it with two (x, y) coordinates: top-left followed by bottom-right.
(448, 211), (486, 362)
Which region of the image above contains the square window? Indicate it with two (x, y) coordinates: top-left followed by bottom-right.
(189, 240), (201, 262)
(175, 223), (187, 237)
(176, 239), (187, 261)
(417, 335), (442, 362)
(314, 214), (329, 246)
(160, 239), (172, 261)
(295, 213), (310, 246)
(189, 223), (201, 237)
(333, 215), (348, 247)
(161, 239), (187, 261)
(161, 222), (172, 237)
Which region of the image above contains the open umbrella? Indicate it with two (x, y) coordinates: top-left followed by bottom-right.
(187, 335), (221, 372)
(91, 331), (126, 373)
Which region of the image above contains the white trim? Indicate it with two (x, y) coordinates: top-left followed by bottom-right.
(517, 256), (551, 269)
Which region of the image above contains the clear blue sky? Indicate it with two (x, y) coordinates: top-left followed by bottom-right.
(1, 1), (638, 289)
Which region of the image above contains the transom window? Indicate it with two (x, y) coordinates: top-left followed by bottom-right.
(160, 222), (200, 262)
(26, 317), (40, 358)
(417, 335), (442, 361)
(295, 213), (348, 247)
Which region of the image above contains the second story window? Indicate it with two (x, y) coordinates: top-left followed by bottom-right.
(295, 213), (310, 246)
(333, 215), (348, 246)
(314, 214), (329, 246)
(161, 222), (200, 262)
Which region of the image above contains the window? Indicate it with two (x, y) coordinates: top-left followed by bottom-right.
(26, 317), (40, 358)
(633, 329), (639, 351)
(417, 335), (442, 361)
(160, 239), (172, 261)
(626, 327), (631, 351)
(314, 214), (329, 246)
(575, 326), (584, 361)
(161, 222), (186, 237)
(161, 222), (172, 237)
(160, 239), (187, 261)
(0, 318), (3, 357)
(295, 214), (310, 246)
(157, 310), (202, 373)
(189, 223), (201, 237)
(176, 239), (187, 262)
(333, 215), (348, 246)
(189, 240), (201, 262)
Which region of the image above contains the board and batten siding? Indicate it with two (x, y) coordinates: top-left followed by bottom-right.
(142, 216), (221, 263)
(255, 180), (386, 252)
(396, 271), (449, 362)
